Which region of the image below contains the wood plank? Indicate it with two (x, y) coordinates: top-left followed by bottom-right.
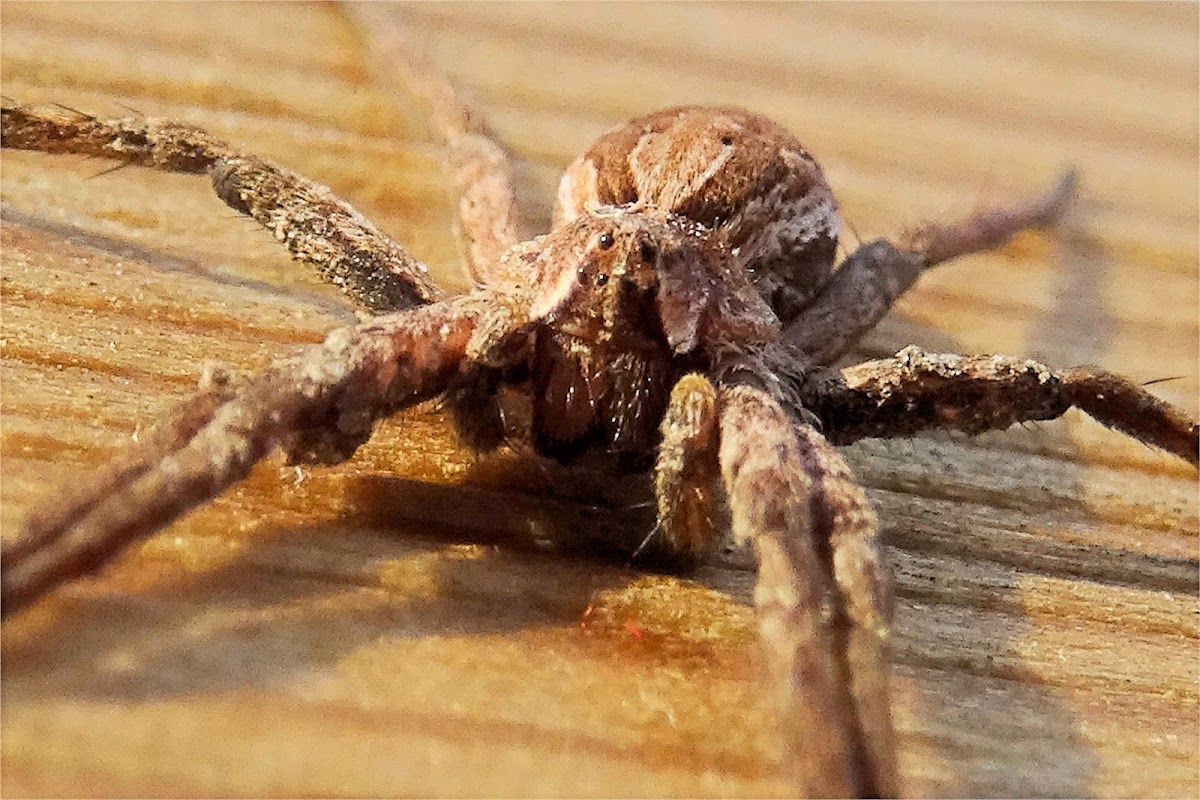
(2, 2), (1196, 797)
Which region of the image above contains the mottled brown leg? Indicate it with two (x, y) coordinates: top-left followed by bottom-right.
(718, 384), (896, 797)
(653, 373), (721, 562)
(0, 367), (238, 568)
(785, 170), (1078, 367)
(0, 103), (445, 312)
(803, 347), (1199, 465)
(0, 293), (519, 617)
(343, 3), (522, 285)
(791, 424), (898, 798)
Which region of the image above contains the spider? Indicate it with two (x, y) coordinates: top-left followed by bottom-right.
(2, 13), (1197, 799)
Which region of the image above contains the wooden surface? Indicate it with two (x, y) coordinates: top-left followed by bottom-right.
(2, 2), (1197, 797)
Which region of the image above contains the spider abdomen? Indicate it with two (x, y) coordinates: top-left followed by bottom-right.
(554, 105), (840, 323)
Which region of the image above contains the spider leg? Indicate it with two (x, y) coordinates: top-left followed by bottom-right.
(0, 103), (445, 312)
(343, 3), (522, 286)
(803, 347), (1199, 465)
(0, 291), (529, 617)
(718, 383), (897, 797)
(653, 373), (721, 563)
(784, 169), (1078, 367)
(790, 423), (898, 797)
(0, 367), (239, 567)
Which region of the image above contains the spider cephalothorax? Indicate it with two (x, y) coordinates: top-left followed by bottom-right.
(2, 29), (1196, 800)
(488, 204), (779, 466)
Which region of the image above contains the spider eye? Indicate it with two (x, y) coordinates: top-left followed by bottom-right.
(597, 232), (615, 250)
(578, 266), (609, 287)
(638, 240), (658, 263)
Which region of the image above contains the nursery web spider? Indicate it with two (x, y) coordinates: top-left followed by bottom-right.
(2, 8), (1196, 798)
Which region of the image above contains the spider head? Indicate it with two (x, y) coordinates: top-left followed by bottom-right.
(530, 207), (778, 355)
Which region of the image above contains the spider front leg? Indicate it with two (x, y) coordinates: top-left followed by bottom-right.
(802, 347), (1200, 464)
(0, 103), (444, 312)
(717, 383), (898, 798)
(0, 291), (531, 617)
(788, 423), (898, 797)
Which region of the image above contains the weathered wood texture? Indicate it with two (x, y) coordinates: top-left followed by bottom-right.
(2, 2), (1196, 797)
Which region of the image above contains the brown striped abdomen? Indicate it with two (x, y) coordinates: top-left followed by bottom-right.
(554, 106), (840, 323)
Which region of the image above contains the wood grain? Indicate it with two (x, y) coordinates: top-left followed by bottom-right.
(2, 2), (1196, 797)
